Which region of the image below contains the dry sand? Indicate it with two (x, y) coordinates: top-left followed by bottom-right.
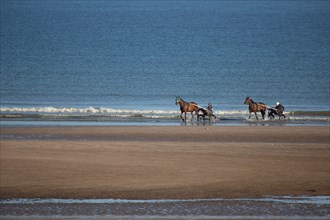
(0, 126), (329, 199)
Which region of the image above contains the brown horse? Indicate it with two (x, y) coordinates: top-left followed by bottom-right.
(244, 97), (267, 120)
(175, 96), (199, 121)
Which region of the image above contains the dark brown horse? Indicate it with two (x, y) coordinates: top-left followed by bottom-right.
(175, 96), (199, 121)
(244, 97), (267, 120)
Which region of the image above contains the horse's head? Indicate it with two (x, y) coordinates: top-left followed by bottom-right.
(175, 97), (181, 105)
(244, 96), (251, 104)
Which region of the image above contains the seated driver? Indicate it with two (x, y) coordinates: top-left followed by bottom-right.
(275, 102), (285, 114)
(207, 102), (213, 113)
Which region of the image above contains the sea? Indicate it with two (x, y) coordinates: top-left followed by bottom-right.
(1, 0), (329, 127)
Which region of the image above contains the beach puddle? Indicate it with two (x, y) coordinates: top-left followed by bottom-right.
(1, 196), (329, 218)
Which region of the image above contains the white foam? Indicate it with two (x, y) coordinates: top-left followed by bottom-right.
(1, 106), (329, 122)
(0, 106), (179, 115)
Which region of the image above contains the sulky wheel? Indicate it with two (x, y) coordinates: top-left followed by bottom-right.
(198, 115), (205, 121)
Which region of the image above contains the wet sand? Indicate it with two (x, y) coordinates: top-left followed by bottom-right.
(1, 126), (329, 199)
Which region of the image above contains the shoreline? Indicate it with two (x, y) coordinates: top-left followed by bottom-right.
(1, 109), (330, 128)
(0, 112), (330, 127)
(1, 118), (329, 127)
(1, 126), (329, 200)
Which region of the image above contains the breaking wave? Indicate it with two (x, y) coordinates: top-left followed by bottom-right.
(1, 106), (329, 123)
(0, 106), (248, 119)
(0, 106), (180, 119)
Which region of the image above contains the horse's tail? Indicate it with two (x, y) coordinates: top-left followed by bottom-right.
(198, 107), (208, 115)
(266, 105), (274, 110)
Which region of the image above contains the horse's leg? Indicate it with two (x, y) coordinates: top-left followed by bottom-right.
(248, 112), (251, 119)
(180, 111), (185, 121)
(261, 110), (265, 120)
(255, 112), (259, 120)
(279, 113), (286, 120)
(191, 111), (194, 121)
(184, 112), (187, 121)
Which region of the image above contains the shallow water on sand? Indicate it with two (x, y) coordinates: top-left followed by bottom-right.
(1, 196), (329, 219)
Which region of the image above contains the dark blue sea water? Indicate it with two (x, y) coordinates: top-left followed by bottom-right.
(1, 0), (329, 125)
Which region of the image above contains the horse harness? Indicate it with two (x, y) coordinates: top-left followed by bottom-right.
(183, 101), (191, 112)
(250, 101), (265, 112)
(181, 100), (196, 112)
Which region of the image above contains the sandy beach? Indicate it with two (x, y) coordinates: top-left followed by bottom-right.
(1, 126), (329, 200)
